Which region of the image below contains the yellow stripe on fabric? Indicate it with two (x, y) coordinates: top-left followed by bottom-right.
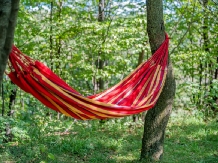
(109, 64), (158, 105)
(50, 93), (94, 120)
(51, 93), (100, 120)
(131, 65), (159, 106)
(59, 86), (117, 107)
(137, 70), (167, 109)
(105, 70), (167, 110)
(30, 72), (88, 120)
(132, 74), (152, 106)
(42, 92), (90, 120)
(147, 65), (161, 94)
(135, 90), (153, 107)
(106, 65), (155, 104)
(51, 93), (87, 115)
(134, 66), (161, 107)
(33, 69), (111, 108)
(40, 92), (72, 117)
(49, 73), (141, 110)
(136, 66), (163, 107)
(28, 73), (74, 118)
(108, 72), (148, 105)
(93, 60), (148, 100)
(145, 66), (162, 105)
(90, 110), (116, 118)
(33, 69), (127, 116)
(107, 85), (132, 104)
(41, 71), (128, 108)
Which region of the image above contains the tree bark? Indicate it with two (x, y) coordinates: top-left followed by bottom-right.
(97, 0), (105, 91)
(1, 83), (5, 116)
(8, 82), (17, 116)
(140, 0), (176, 161)
(133, 49), (145, 122)
(0, 0), (20, 93)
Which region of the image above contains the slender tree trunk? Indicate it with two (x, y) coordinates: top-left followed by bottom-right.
(215, 57), (218, 80)
(56, 0), (62, 120)
(98, 0), (104, 22)
(0, 0), (19, 93)
(8, 82), (17, 116)
(202, 0), (210, 85)
(1, 83), (5, 116)
(4, 82), (17, 142)
(133, 49), (145, 122)
(93, 0), (105, 94)
(201, 0), (217, 113)
(46, 1), (54, 118)
(140, 0), (176, 161)
(97, 0), (105, 91)
(202, 0), (210, 112)
(49, 1), (54, 71)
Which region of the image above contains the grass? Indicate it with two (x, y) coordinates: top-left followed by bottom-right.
(0, 112), (218, 163)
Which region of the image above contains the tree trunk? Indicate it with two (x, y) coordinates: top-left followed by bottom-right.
(8, 82), (17, 116)
(140, 0), (176, 161)
(4, 82), (17, 142)
(1, 83), (5, 116)
(0, 0), (19, 93)
(133, 49), (145, 122)
(215, 57), (218, 80)
(97, 0), (105, 91)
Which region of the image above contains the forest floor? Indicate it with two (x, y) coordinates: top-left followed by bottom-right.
(0, 111), (218, 163)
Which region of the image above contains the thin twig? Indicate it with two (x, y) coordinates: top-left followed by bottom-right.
(170, 1), (197, 55)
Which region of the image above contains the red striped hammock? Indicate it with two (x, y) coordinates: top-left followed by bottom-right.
(8, 34), (169, 120)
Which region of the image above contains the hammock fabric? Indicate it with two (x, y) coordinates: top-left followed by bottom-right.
(8, 34), (169, 120)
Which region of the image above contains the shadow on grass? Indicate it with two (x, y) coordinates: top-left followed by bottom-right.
(162, 119), (218, 163)
(0, 118), (218, 163)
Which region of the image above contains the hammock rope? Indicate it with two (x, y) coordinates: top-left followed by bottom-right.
(8, 34), (169, 120)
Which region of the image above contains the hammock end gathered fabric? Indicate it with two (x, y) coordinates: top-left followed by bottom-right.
(7, 34), (169, 120)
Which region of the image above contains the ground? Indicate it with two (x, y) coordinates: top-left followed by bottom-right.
(0, 111), (218, 163)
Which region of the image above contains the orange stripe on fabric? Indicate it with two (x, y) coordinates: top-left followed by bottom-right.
(59, 86), (117, 107)
(137, 66), (163, 107)
(110, 72), (149, 105)
(52, 92), (117, 119)
(132, 74), (152, 106)
(33, 68), (111, 109)
(106, 66), (153, 104)
(50, 93), (94, 120)
(137, 70), (167, 108)
(147, 65), (161, 94)
(131, 66), (158, 106)
(33, 69), (127, 116)
(42, 94), (72, 117)
(145, 66), (163, 105)
(107, 86), (130, 104)
(36, 89), (88, 120)
(29, 73), (88, 119)
(90, 110), (118, 119)
(93, 36), (168, 101)
(93, 60), (149, 100)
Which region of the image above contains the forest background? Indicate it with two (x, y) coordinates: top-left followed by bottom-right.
(0, 0), (218, 162)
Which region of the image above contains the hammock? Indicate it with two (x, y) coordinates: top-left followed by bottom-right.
(8, 34), (169, 120)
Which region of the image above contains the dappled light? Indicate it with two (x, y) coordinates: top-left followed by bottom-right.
(0, 115), (217, 162)
(0, 0), (217, 162)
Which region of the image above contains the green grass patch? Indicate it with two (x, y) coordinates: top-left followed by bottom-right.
(0, 114), (217, 163)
